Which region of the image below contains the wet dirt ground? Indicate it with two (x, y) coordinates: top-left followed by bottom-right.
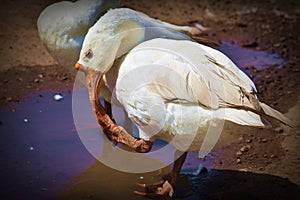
(0, 0), (300, 199)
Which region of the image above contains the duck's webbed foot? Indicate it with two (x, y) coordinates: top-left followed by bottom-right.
(75, 63), (153, 153)
(135, 180), (174, 198)
(135, 151), (188, 198)
(104, 125), (153, 153)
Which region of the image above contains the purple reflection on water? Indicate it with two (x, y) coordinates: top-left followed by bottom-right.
(218, 42), (284, 71)
(0, 92), (95, 200)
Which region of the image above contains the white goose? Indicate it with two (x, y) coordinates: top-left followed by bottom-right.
(76, 22), (294, 200)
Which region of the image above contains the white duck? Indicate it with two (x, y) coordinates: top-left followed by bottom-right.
(76, 12), (293, 200)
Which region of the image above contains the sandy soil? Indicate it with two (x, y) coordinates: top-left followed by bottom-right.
(0, 0), (299, 199)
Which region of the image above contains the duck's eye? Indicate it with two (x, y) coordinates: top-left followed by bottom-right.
(85, 49), (93, 59)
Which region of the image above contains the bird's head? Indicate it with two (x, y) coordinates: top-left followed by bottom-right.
(37, 0), (120, 69)
(76, 29), (121, 74)
(76, 12), (144, 74)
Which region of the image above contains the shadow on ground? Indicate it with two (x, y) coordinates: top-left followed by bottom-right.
(184, 169), (300, 200)
(57, 160), (300, 200)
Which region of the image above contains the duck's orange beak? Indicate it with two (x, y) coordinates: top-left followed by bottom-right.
(75, 62), (82, 70)
(75, 62), (88, 72)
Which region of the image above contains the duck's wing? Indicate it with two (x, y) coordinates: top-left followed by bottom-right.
(126, 38), (296, 127)
(122, 38), (259, 111)
(117, 38), (270, 127)
(191, 42), (260, 111)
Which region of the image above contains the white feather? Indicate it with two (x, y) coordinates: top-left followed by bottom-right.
(113, 38), (279, 152)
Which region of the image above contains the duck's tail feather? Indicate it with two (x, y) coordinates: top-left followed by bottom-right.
(260, 102), (296, 127)
(215, 108), (269, 128)
(191, 36), (221, 48)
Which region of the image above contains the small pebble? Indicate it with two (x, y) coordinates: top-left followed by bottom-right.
(29, 146), (34, 151)
(242, 41), (258, 47)
(6, 97), (13, 102)
(279, 37), (286, 41)
(54, 94), (64, 101)
(24, 118), (29, 123)
(259, 167), (265, 171)
(236, 151), (243, 157)
(57, 75), (68, 81)
(246, 139), (252, 143)
(236, 158), (242, 164)
(273, 43), (281, 47)
(34, 78), (40, 83)
(274, 127), (284, 133)
(236, 22), (248, 28)
(240, 145), (251, 152)
(261, 138), (268, 143)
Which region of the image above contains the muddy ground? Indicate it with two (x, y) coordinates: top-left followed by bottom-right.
(0, 0), (299, 199)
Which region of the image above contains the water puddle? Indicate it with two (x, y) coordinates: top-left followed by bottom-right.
(0, 43), (287, 199)
(218, 42), (284, 74)
(0, 92), (95, 200)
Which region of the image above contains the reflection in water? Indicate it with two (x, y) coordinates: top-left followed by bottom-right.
(0, 43), (289, 199)
(0, 92), (94, 200)
(57, 166), (300, 200)
(218, 42), (285, 71)
(58, 154), (174, 200)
